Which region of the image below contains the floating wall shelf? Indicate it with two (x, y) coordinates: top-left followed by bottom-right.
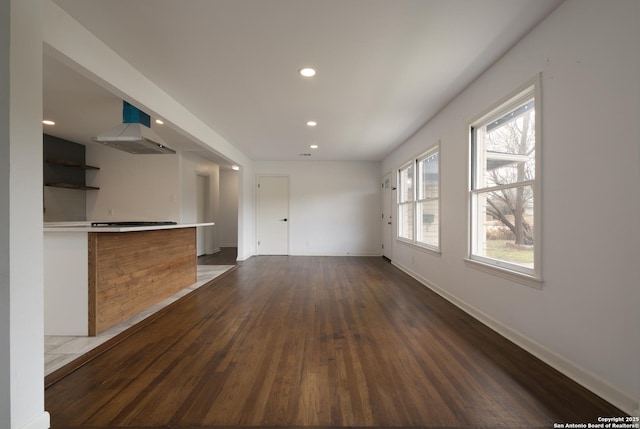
(45, 182), (100, 190)
(46, 159), (100, 170)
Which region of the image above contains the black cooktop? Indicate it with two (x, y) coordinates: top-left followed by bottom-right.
(91, 221), (178, 227)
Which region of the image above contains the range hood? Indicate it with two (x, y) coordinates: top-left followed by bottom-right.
(93, 101), (175, 154)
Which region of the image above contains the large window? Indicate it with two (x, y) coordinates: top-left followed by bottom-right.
(398, 145), (440, 251)
(469, 78), (541, 282)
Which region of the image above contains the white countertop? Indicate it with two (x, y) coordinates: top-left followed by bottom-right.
(44, 221), (214, 233)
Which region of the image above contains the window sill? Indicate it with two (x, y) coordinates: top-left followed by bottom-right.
(464, 258), (543, 289)
(396, 238), (441, 257)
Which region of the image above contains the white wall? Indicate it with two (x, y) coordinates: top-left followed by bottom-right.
(0, 1), (9, 417)
(219, 169), (239, 247)
(383, 0), (640, 414)
(1, 0), (50, 427)
(237, 163), (256, 261)
(85, 144), (181, 221)
(254, 161), (382, 256)
(43, 187), (86, 221)
(180, 151), (220, 253)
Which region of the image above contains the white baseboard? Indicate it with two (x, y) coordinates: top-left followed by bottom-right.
(290, 251), (383, 257)
(20, 412), (50, 429)
(236, 252), (254, 262)
(392, 261), (638, 416)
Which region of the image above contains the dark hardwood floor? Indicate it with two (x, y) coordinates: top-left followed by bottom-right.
(45, 256), (625, 428)
(198, 247), (238, 266)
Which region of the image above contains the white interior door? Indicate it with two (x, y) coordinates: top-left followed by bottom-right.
(382, 173), (393, 260)
(196, 174), (208, 256)
(257, 175), (289, 255)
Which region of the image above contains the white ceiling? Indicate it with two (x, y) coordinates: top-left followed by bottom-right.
(45, 0), (563, 164)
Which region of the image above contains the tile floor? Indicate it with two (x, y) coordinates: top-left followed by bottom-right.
(45, 264), (235, 376)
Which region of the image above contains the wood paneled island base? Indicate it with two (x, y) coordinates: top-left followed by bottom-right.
(88, 227), (196, 335)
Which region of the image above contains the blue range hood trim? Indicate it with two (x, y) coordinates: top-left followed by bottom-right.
(122, 101), (151, 128)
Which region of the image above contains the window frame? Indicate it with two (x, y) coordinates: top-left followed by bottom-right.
(466, 76), (543, 287)
(397, 143), (441, 253)
(397, 160), (414, 242)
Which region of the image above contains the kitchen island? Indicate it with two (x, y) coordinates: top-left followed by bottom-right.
(44, 221), (214, 336)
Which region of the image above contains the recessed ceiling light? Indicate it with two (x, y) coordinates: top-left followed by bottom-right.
(231, 165), (240, 171)
(155, 119), (164, 125)
(310, 144), (318, 149)
(306, 121), (317, 127)
(42, 120), (55, 125)
(299, 67), (316, 77)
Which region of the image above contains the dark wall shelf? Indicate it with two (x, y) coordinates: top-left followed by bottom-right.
(45, 183), (100, 191)
(46, 159), (100, 170)
(44, 135), (100, 191)
(44, 134), (99, 220)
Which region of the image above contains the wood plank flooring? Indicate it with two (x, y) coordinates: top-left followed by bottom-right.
(45, 256), (625, 428)
(197, 247), (238, 266)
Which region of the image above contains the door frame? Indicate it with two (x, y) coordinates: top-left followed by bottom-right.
(382, 171), (393, 260)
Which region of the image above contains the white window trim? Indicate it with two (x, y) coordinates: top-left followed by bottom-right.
(397, 160), (414, 242)
(467, 75), (543, 285)
(397, 143), (441, 254)
(463, 258), (543, 289)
